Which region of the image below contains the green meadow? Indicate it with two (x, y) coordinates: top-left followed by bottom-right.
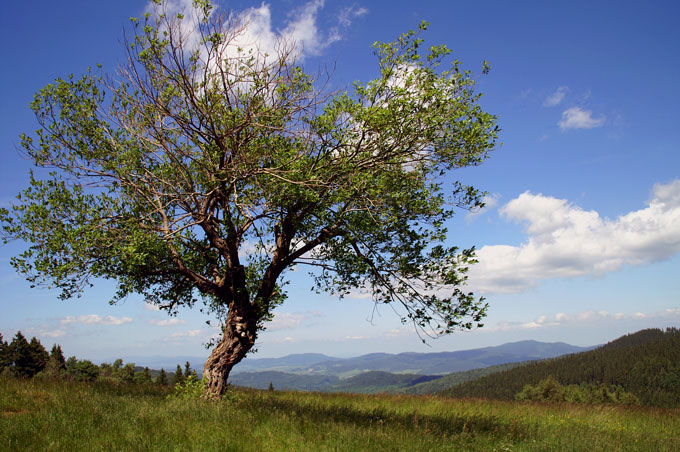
(1, 376), (678, 452)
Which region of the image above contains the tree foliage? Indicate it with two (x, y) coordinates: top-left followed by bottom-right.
(0, 1), (498, 396)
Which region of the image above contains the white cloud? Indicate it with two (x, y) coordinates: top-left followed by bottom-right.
(466, 193), (501, 222)
(338, 5), (368, 27)
(149, 318), (187, 327)
(267, 311), (322, 331)
(469, 180), (680, 294)
(488, 308), (680, 332)
(543, 86), (568, 107)
(148, 0), (358, 65)
(60, 314), (133, 326)
(144, 303), (160, 311)
(559, 106), (605, 130)
(166, 329), (202, 340)
(26, 327), (67, 338)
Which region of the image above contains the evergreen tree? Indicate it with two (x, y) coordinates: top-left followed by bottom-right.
(156, 368), (168, 386)
(118, 363), (135, 383)
(65, 358), (100, 382)
(42, 344), (67, 378)
(134, 366), (153, 384)
(9, 331), (38, 377)
(49, 344), (66, 371)
(184, 361), (192, 379)
(0, 333), (9, 371)
(173, 364), (185, 386)
(29, 337), (49, 374)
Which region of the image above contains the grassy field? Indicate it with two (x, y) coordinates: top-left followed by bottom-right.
(1, 376), (678, 451)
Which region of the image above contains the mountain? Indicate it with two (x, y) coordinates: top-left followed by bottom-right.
(229, 371), (340, 391)
(231, 340), (591, 378)
(328, 371), (442, 394)
(233, 353), (342, 373)
(441, 328), (680, 408)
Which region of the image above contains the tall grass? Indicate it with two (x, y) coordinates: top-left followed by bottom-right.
(1, 375), (678, 451)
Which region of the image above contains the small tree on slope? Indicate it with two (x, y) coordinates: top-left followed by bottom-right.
(0, 1), (498, 397)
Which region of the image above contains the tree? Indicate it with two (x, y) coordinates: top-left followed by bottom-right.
(0, 333), (9, 371)
(41, 344), (67, 378)
(8, 332), (47, 378)
(157, 368), (168, 385)
(173, 364), (185, 386)
(65, 358), (100, 382)
(184, 361), (192, 379)
(0, 1), (498, 397)
(134, 366), (153, 384)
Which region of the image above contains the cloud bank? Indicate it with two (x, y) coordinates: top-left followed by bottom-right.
(60, 314), (133, 326)
(469, 180), (680, 294)
(488, 307), (680, 332)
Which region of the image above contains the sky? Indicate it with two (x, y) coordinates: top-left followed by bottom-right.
(0, 0), (678, 363)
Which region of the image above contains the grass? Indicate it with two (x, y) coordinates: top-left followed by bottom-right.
(1, 375), (678, 451)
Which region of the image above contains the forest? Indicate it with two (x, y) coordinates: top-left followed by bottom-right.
(441, 328), (680, 408)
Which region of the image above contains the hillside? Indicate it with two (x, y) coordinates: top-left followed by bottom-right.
(400, 362), (526, 395)
(441, 328), (680, 408)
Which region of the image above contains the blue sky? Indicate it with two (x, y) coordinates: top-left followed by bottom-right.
(1, 0), (678, 362)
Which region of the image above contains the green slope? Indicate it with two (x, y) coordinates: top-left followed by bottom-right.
(441, 328), (680, 408)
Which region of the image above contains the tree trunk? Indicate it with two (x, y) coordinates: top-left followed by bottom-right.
(203, 303), (257, 397)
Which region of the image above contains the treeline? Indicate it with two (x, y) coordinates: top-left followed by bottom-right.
(441, 328), (680, 408)
(0, 330), (195, 386)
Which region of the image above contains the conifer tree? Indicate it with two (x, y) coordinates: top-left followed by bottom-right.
(9, 331), (39, 377)
(173, 364), (185, 386)
(184, 361), (192, 379)
(49, 344), (66, 371)
(0, 333), (8, 371)
(157, 368), (168, 386)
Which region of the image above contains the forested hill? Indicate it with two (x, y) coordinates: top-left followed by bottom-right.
(441, 328), (680, 408)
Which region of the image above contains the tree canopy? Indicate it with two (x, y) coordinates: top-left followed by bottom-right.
(0, 1), (498, 396)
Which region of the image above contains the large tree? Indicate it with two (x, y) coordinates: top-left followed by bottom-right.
(0, 1), (498, 397)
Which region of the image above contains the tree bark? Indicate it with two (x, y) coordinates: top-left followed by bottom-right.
(202, 266), (258, 398)
(202, 311), (256, 397)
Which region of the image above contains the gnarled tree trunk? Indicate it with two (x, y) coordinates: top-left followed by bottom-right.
(203, 302), (257, 397)
(202, 265), (260, 398)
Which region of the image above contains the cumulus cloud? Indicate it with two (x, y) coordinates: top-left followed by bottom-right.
(149, 318), (187, 327)
(60, 315), (133, 326)
(488, 308), (680, 332)
(469, 180), (680, 294)
(543, 86), (568, 107)
(559, 106), (605, 130)
(149, 0), (361, 64)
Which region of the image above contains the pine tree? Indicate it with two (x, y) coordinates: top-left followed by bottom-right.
(184, 361), (192, 379)
(9, 331), (37, 377)
(0, 333), (9, 371)
(29, 337), (48, 375)
(42, 344), (67, 378)
(173, 364), (185, 386)
(156, 368), (168, 386)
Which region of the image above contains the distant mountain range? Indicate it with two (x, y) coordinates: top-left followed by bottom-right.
(228, 340), (593, 391)
(233, 340), (591, 377)
(108, 340), (590, 381)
